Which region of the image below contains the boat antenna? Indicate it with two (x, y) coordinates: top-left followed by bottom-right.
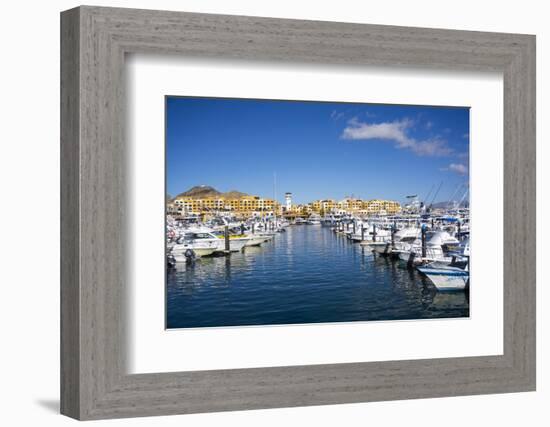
(446, 183), (463, 210)
(429, 181), (443, 208)
(458, 187), (469, 207)
(423, 184), (435, 205)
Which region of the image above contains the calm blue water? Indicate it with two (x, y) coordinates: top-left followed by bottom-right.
(166, 226), (469, 329)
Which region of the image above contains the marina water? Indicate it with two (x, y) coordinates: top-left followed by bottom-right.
(167, 225), (469, 329)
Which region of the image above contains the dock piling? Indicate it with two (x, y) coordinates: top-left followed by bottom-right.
(407, 252), (416, 267)
(224, 225), (230, 253)
(421, 225), (426, 259)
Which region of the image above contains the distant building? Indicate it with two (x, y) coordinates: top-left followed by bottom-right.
(166, 201), (183, 216)
(308, 198), (401, 216)
(170, 186), (400, 218)
(311, 199), (337, 213)
(364, 199), (401, 215)
(173, 194), (280, 218)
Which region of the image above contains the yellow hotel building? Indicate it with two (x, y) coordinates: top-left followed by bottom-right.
(308, 198), (401, 215)
(169, 194), (400, 217)
(172, 195), (280, 216)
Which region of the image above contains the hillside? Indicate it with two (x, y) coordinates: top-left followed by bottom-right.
(175, 185), (221, 198)
(174, 186), (250, 199)
(223, 190), (249, 199)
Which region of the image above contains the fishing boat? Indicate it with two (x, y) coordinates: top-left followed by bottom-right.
(306, 214), (322, 225)
(243, 234), (273, 246)
(214, 235), (249, 253)
(170, 230), (222, 261)
(366, 227), (419, 254)
(365, 241), (389, 254)
(321, 214), (343, 226)
(210, 224), (275, 248)
(417, 263), (469, 291)
(358, 224), (391, 247)
(393, 230), (460, 265)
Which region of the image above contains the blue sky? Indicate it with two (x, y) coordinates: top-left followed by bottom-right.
(166, 97), (469, 205)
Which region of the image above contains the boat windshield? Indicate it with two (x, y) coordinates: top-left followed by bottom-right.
(186, 233), (215, 240)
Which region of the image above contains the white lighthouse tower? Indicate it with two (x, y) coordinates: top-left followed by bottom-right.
(285, 192), (292, 211)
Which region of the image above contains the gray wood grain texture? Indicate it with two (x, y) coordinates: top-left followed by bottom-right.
(60, 5), (536, 420)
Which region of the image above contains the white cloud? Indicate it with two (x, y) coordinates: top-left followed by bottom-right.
(342, 117), (412, 144)
(341, 118), (453, 157)
(441, 163), (468, 176)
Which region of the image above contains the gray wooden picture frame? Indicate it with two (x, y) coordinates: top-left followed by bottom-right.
(60, 5), (536, 420)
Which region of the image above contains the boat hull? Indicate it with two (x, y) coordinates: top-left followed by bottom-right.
(370, 242), (391, 254)
(213, 238), (248, 253)
(417, 267), (469, 291)
(244, 235), (271, 247)
(171, 247), (218, 261)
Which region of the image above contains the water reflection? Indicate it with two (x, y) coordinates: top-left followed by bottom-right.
(167, 226), (469, 328)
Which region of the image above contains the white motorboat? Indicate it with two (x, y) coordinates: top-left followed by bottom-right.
(358, 224), (391, 246)
(389, 227), (421, 259)
(393, 230), (459, 264)
(306, 214), (322, 225)
(170, 230), (223, 261)
(417, 263), (469, 291)
(368, 241), (392, 254)
(209, 224), (275, 249)
(243, 234), (273, 247)
(213, 236), (249, 253)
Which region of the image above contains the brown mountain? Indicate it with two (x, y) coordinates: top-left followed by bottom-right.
(223, 190), (250, 199)
(175, 186), (250, 199)
(176, 185), (221, 198)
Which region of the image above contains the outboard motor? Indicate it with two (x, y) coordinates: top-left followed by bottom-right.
(184, 249), (196, 264)
(166, 254), (176, 268)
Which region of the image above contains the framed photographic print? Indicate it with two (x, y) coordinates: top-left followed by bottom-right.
(164, 97), (471, 330)
(61, 6), (536, 420)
